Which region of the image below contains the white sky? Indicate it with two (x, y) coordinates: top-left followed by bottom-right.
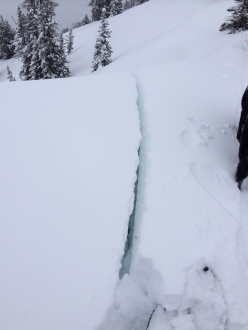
(0, 0), (90, 29)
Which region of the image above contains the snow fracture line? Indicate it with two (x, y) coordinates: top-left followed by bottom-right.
(119, 77), (143, 279)
(119, 162), (139, 278)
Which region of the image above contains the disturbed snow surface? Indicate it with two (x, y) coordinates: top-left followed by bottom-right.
(1, 0), (248, 330)
(130, 63), (248, 329)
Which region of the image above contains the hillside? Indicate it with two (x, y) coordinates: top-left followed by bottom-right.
(1, 1), (248, 330)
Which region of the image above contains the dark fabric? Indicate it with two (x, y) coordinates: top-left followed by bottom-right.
(236, 158), (248, 189)
(237, 86), (248, 142)
(236, 87), (248, 188)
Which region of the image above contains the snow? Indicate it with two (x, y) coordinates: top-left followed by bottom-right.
(0, 74), (141, 330)
(100, 274), (154, 330)
(130, 37), (248, 330)
(1, 0), (248, 329)
(0, 0), (236, 80)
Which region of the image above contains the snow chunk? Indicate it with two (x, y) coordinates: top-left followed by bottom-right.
(0, 73), (141, 330)
(100, 274), (154, 330)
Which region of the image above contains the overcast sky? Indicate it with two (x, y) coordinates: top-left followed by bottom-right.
(0, 0), (91, 29)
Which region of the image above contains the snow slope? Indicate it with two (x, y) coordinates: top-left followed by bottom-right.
(131, 59), (248, 330)
(0, 0), (238, 80)
(0, 75), (140, 330)
(1, 0), (248, 329)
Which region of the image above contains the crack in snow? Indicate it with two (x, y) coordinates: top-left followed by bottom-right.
(119, 160), (140, 279)
(119, 73), (147, 279)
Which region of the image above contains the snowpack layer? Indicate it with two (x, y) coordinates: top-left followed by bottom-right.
(0, 74), (141, 330)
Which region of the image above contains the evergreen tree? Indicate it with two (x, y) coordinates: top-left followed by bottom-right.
(72, 15), (91, 29)
(57, 33), (70, 78)
(19, 0), (39, 80)
(13, 6), (27, 58)
(72, 21), (81, 29)
(0, 16), (15, 59)
(220, 0), (248, 33)
(110, 0), (123, 16)
(92, 8), (113, 72)
(88, 0), (111, 21)
(59, 33), (66, 54)
(66, 28), (74, 54)
(29, 35), (40, 80)
(19, 0), (69, 80)
(7, 66), (16, 81)
(123, 0), (132, 10)
(123, 0), (148, 10)
(36, 0), (69, 79)
(62, 27), (69, 34)
(22, 0), (37, 12)
(135, 0), (148, 5)
(82, 14), (91, 25)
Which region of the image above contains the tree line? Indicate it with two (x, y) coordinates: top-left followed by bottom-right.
(3, 0), (248, 81)
(62, 0), (149, 33)
(220, 0), (248, 33)
(0, 0), (150, 81)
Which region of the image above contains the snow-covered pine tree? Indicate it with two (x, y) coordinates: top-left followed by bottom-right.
(123, 0), (148, 10)
(57, 33), (70, 78)
(220, 0), (248, 33)
(82, 14), (91, 25)
(92, 8), (113, 72)
(19, 0), (39, 80)
(29, 35), (40, 80)
(135, 0), (148, 5)
(66, 28), (74, 54)
(7, 66), (16, 81)
(72, 15), (91, 29)
(59, 33), (66, 54)
(35, 0), (70, 79)
(19, 0), (69, 80)
(123, 0), (131, 10)
(88, 0), (111, 21)
(71, 22), (79, 29)
(13, 6), (27, 58)
(0, 16), (15, 59)
(110, 0), (123, 16)
(62, 27), (69, 34)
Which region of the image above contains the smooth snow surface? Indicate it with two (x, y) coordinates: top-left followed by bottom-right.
(0, 75), (141, 330)
(1, 0), (248, 329)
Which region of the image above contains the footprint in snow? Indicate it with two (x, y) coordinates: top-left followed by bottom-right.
(180, 118), (213, 149)
(180, 118), (235, 150)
